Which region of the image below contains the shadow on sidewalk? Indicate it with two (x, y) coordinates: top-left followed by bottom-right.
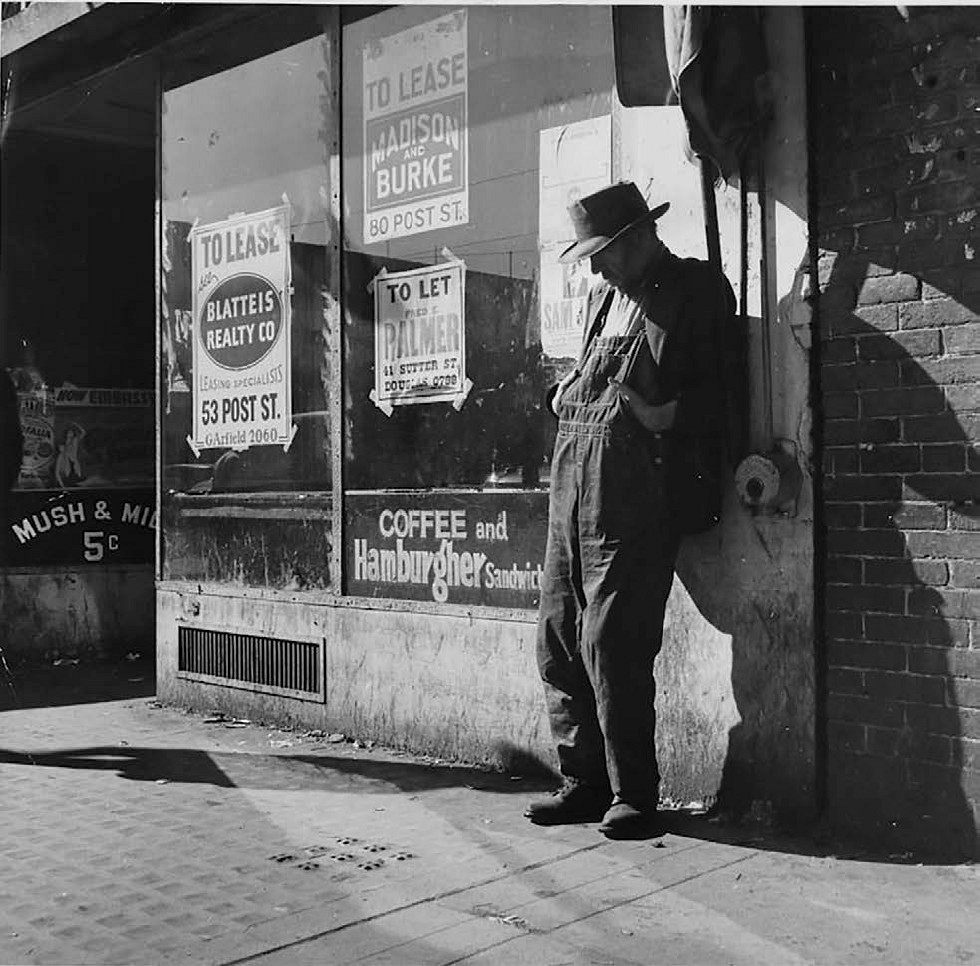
(0, 738), (953, 866)
(0, 742), (550, 795)
(0, 657), (156, 711)
(0, 744), (236, 786)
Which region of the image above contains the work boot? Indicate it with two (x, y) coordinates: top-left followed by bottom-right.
(524, 780), (612, 826)
(598, 799), (665, 840)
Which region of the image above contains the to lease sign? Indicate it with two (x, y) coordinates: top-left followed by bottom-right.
(363, 10), (468, 243)
(189, 206), (292, 453)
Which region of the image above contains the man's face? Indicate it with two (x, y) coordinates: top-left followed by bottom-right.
(589, 225), (657, 293)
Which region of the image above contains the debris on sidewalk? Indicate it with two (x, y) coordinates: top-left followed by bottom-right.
(201, 711), (251, 728)
(486, 913), (530, 931)
(418, 754), (448, 766)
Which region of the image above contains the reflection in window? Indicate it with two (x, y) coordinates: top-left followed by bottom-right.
(159, 14), (335, 589)
(342, 6), (615, 491)
(161, 27), (333, 497)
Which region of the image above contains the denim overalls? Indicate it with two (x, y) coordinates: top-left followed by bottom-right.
(536, 288), (680, 808)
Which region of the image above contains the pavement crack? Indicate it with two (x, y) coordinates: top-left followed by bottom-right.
(440, 851), (761, 966)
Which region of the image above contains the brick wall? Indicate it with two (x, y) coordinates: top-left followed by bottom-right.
(810, 7), (980, 858)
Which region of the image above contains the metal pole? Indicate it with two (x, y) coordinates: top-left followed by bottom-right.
(757, 152), (774, 448)
(700, 158), (722, 270)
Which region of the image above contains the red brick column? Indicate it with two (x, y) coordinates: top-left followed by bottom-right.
(810, 7), (980, 857)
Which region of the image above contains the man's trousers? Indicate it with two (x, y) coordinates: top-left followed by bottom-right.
(536, 419), (679, 807)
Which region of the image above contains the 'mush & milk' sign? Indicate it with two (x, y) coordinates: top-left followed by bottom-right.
(362, 10), (468, 243)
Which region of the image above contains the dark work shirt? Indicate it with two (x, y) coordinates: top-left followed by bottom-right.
(584, 249), (736, 440)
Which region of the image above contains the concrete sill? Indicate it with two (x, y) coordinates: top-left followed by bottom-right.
(168, 491), (331, 521)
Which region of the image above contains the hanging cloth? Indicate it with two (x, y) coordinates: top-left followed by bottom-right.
(664, 6), (771, 183)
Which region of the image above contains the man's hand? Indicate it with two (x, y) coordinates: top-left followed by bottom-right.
(551, 368), (580, 416)
(608, 378), (677, 432)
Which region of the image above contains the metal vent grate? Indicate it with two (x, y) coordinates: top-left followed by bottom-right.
(177, 626), (324, 701)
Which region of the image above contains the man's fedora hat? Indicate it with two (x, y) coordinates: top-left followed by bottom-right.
(559, 182), (669, 264)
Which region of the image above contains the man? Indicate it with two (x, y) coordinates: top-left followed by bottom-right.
(527, 181), (735, 839)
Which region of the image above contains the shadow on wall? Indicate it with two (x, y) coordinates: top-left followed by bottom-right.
(668, 239), (977, 857)
(817, 248), (977, 857)
(666, 483), (816, 828)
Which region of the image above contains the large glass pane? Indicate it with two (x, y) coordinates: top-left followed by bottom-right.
(341, 6), (615, 607)
(160, 11), (335, 589)
(343, 4), (614, 491)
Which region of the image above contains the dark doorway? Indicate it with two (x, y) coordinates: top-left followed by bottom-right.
(1, 49), (158, 659)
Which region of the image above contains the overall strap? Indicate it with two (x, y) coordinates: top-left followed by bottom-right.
(577, 288), (616, 367)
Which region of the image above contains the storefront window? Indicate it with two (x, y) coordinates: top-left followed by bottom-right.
(2, 64), (156, 569)
(160, 10), (336, 588)
(341, 6), (615, 607)
(156, 5), (616, 604)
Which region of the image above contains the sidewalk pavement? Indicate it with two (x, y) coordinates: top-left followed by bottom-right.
(1, 660), (977, 966)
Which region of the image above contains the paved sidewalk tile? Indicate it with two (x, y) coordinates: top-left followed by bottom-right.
(1, 666), (978, 966)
